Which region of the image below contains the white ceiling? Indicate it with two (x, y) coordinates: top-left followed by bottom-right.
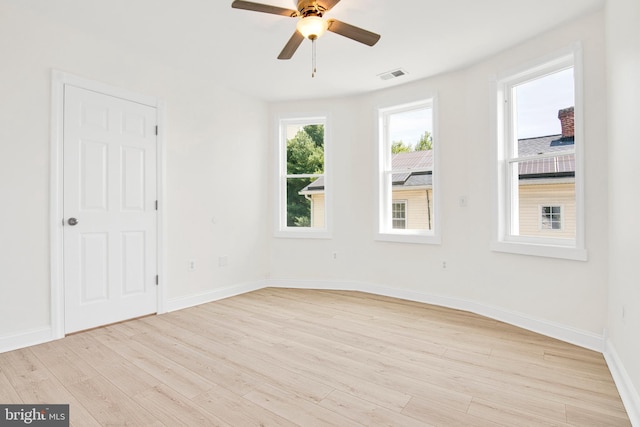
(17, 0), (604, 102)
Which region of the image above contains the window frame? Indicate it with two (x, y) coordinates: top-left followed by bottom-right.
(539, 205), (563, 231)
(275, 114), (331, 239)
(491, 44), (586, 261)
(392, 200), (408, 230)
(376, 98), (440, 244)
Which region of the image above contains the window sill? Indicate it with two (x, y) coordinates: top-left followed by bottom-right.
(376, 232), (441, 245)
(491, 240), (587, 261)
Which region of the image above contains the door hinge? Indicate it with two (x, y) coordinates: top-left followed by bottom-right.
(155, 125), (158, 135)
(155, 275), (159, 286)
(155, 200), (158, 210)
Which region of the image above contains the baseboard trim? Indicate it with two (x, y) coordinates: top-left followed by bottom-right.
(0, 278), (605, 356)
(165, 280), (266, 313)
(265, 278), (604, 352)
(604, 340), (640, 427)
(0, 327), (54, 354)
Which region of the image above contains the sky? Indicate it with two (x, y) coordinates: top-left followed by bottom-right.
(516, 67), (574, 139)
(389, 107), (433, 148)
(388, 67), (574, 146)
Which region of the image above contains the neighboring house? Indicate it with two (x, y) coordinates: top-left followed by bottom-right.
(517, 107), (576, 239)
(299, 150), (435, 230)
(301, 107), (575, 236)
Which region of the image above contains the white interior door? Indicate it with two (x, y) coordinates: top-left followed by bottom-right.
(63, 85), (157, 334)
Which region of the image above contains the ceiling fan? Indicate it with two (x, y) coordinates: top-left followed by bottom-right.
(231, 0), (381, 74)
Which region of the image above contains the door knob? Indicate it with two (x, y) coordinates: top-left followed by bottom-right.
(67, 217), (79, 226)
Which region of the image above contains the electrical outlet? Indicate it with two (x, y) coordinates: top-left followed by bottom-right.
(188, 259), (196, 271)
(442, 261), (447, 269)
(332, 252), (337, 260)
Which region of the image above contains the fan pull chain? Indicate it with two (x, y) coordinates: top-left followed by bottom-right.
(312, 37), (317, 78)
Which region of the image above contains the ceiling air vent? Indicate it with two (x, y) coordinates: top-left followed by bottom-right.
(378, 68), (408, 81)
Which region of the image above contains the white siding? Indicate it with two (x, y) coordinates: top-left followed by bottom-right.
(519, 182), (576, 239)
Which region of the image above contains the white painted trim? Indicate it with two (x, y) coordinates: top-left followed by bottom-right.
(274, 113), (333, 238)
(50, 70), (167, 334)
(604, 340), (640, 427)
(50, 71), (66, 340)
(156, 100), (168, 314)
(491, 240), (588, 261)
(0, 328), (54, 354)
(265, 278), (604, 352)
(375, 95), (441, 245)
(491, 43), (587, 261)
(165, 281), (266, 313)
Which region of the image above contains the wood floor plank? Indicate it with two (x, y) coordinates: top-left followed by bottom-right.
(0, 287), (631, 426)
(67, 376), (162, 426)
(0, 368), (22, 403)
(243, 382), (363, 427)
(193, 386), (298, 427)
(402, 395), (503, 427)
(467, 398), (573, 427)
(132, 384), (231, 426)
(29, 340), (100, 385)
(566, 403), (632, 426)
(319, 389), (434, 427)
(93, 327), (217, 399)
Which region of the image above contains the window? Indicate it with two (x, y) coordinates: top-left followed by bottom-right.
(277, 116), (329, 237)
(493, 46), (586, 260)
(377, 99), (439, 244)
(541, 205), (562, 231)
(392, 201), (407, 229)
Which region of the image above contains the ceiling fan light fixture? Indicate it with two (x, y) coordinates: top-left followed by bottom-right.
(296, 16), (328, 39)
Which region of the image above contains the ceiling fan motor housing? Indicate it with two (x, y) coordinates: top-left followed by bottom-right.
(297, 0), (327, 17)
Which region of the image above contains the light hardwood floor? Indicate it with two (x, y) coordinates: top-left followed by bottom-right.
(0, 288), (631, 426)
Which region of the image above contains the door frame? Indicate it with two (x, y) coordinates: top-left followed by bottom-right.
(50, 70), (167, 339)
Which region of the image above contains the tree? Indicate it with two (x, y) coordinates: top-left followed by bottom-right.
(391, 140), (412, 154)
(415, 131), (433, 151)
(303, 124), (324, 148)
(286, 128), (324, 227)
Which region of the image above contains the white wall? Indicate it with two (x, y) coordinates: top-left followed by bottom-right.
(606, 0), (640, 422)
(270, 11), (608, 344)
(0, 3), (270, 341)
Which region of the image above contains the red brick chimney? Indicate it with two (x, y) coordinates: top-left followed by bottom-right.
(558, 107), (574, 139)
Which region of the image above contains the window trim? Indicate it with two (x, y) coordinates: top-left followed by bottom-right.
(275, 114), (331, 239)
(376, 97), (440, 245)
(491, 43), (586, 261)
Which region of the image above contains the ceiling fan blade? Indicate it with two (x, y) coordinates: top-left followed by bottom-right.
(278, 31), (305, 59)
(327, 19), (381, 46)
(231, 0), (298, 17)
(320, 0), (341, 12)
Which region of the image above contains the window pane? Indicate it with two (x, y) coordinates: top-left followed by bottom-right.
(515, 68), (574, 142)
(518, 177), (574, 237)
(388, 108), (433, 163)
(287, 177), (325, 228)
(286, 124), (324, 175)
(382, 104), (435, 234)
(510, 67), (575, 240)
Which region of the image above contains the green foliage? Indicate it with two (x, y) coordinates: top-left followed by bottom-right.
(415, 131), (433, 151)
(391, 140), (412, 154)
(303, 124), (324, 148)
(287, 130), (324, 175)
(392, 131), (433, 154)
(286, 126), (324, 227)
